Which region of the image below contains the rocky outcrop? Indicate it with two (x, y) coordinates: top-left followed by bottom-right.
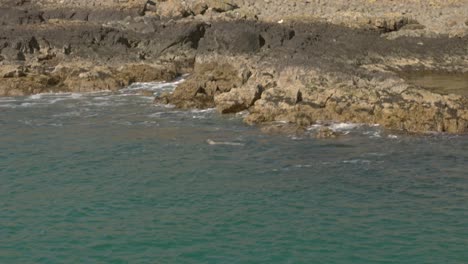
(0, 10), (206, 95)
(161, 58), (468, 134)
(155, 62), (243, 108)
(0, 62), (178, 96)
(156, 17), (467, 134)
(243, 68), (468, 134)
(214, 84), (262, 114)
(1, 0), (468, 135)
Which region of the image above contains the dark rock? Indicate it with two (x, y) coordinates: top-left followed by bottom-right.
(0, 8), (44, 25)
(199, 22), (263, 54)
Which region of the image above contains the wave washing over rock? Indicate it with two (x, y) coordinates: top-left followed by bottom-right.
(1, 0), (468, 135)
(2, 77), (468, 263)
(2, 2), (468, 262)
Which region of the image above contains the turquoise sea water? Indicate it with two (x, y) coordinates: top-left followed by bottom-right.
(1, 81), (468, 263)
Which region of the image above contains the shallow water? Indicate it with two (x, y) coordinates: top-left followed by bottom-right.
(402, 72), (468, 96)
(1, 81), (468, 263)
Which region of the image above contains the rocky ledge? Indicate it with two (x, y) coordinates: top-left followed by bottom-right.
(1, 0), (468, 135)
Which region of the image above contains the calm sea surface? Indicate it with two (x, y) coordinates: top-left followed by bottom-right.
(1, 81), (467, 263)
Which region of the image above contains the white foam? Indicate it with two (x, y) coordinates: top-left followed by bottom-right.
(363, 131), (382, 138)
(49, 123), (63, 127)
(93, 96), (111, 101)
(0, 104), (16, 108)
(343, 159), (371, 164)
(24, 92), (85, 105)
(110, 120), (133, 126)
(235, 110), (249, 118)
(294, 164), (313, 168)
(85, 101), (116, 107)
(29, 94), (42, 100)
(70, 93), (83, 99)
(19, 119), (33, 125)
(191, 108), (216, 113)
(122, 77), (186, 95)
(365, 152), (386, 157)
(290, 136), (303, 140)
(148, 112), (163, 118)
(0, 98), (18, 102)
(329, 123), (361, 131)
(141, 121), (159, 127)
(206, 139), (245, 146)
(48, 98), (67, 104)
(20, 102), (39, 107)
(148, 110), (183, 118)
(307, 124), (323, 131)
(53, 111), (82, 117)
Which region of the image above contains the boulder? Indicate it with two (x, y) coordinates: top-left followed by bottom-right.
(214, 84), (263, 114)
(160, 62), (242, 109)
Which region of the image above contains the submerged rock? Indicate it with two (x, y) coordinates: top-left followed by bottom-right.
(315, 127), (340, 139)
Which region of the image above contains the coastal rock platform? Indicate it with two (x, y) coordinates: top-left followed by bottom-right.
(1, 0), (467, 134)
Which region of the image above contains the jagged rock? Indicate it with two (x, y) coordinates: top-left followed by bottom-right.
(214, 84), (262, 114)
(0, 74), (60, 96)
(1, 65), (27, 78)
(63, 70), (122, 92)
(244, 70), (468, 134)
(156, 0), (191, 18)
(115, 64), (178, 85)
(191, 2), (208, 15)
(160, 62), (242, 109)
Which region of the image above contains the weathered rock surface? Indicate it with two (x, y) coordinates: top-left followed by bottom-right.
(155, 62), (243, 108)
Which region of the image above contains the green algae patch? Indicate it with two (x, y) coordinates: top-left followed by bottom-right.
(402, 72), (468, 97)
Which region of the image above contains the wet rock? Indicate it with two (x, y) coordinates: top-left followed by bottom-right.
(260, 122), (306, 135)
(138, 90), (154, 97)
(315, 127), (340, 139)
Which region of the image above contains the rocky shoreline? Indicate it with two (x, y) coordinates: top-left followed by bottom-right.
(1, 0), (467, 135)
